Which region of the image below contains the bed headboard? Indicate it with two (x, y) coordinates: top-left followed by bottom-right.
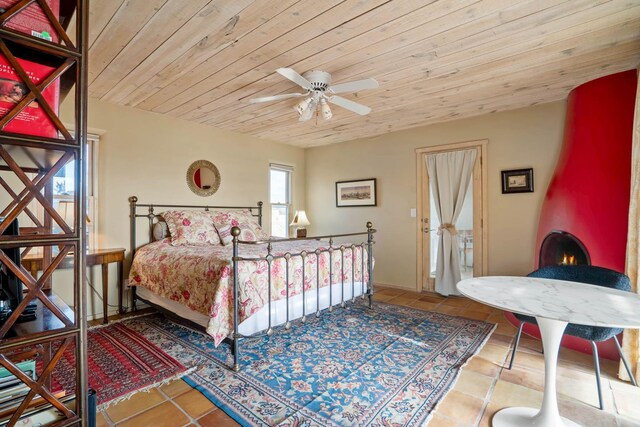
(128, 196), (263, 256)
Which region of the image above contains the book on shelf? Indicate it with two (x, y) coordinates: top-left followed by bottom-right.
(0, 389), (66, 419)
(0, 52), (60, 138)
(0, 0), (60, 43)
(0, 359), (35, 383)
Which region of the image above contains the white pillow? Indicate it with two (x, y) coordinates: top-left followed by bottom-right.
(152, 221), (169, 241)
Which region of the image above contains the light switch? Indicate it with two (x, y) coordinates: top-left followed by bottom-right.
(410, 208), (416, 218)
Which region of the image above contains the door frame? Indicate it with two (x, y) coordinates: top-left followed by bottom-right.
(415, 139), (488, 292)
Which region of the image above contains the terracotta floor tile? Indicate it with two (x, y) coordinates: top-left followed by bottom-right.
(499, 366), (544, 392)
(386, 295), (420, 306)
(160, 379), (193, 398)
(477, 343), (511, 365)
(465, 355), (502, 377)
(376, 288), (406, 296)
(173, 389), (217, 419)
(118, 401), (189, 427)
(558, 396), (618, 426)
(610, 380), (640, 419)
(432, 305), (462, 316)
(489, 379), (543, 408)
(426, 413), (458, 426)
(477, 402), (500, 427)
(459, 309), (491, 321)
(487, 333), (513, 348)
(198, 408), (241, 427)
(96, 411), (109, 427)
(406, 299), (440, 311)
(493, 322), (518, 336)
(508, 348), (546, 372)
(516, 336), (544, 354)
(401, 290), (425, 298)
(439, 297), (471, 308)
(557, 370), (614, 410)
(372, 293), (394, 302)
(463, 301), (495, 314)
(105, 388), (166, 422)
(419, 295), (446, 304)
(485, 311), (510, 325)
(451, 370), (494, 400)
(432, 390), (484, 426)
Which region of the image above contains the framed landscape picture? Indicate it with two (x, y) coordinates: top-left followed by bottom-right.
(336, 178), (377, 207)
(501, 168), (534, 193)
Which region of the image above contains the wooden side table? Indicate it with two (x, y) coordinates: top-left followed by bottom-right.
(22, 248), (125, 324)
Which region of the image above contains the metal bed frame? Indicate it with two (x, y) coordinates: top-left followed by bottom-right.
(128, 196), (376, 371)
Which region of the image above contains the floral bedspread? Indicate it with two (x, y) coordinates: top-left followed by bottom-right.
(129, 239), (371, 346)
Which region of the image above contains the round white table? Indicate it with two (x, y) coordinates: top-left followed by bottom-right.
(457, 276), (640, 427)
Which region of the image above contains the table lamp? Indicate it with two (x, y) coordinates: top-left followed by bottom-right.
(290, 210), (310, 238)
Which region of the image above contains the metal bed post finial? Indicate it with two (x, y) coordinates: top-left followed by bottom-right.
(367, 221), (374, 309)
(257, 201), (263, 227)
(231, 226), (241, 372)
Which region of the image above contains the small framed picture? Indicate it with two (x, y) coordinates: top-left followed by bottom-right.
(336, 178), (377, 207)
(501, 168), (534, 194)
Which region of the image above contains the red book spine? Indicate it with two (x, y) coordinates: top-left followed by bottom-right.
(0, 54), (60, 138)
(0, 0), (60, 43)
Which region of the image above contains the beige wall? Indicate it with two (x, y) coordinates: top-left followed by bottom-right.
(60, 98), (305, 319)
(305, 102), (566, 290)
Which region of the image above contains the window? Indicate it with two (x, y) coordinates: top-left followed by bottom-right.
(269, 164), (292, 238)
(52, 134), (99, 249)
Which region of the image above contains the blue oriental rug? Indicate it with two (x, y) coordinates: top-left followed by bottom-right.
(124, 301), (495, 426)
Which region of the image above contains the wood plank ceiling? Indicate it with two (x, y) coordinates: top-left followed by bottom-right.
(88, 0), (640, 147)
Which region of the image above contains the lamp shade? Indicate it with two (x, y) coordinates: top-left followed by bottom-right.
(290, 210), (310, 227)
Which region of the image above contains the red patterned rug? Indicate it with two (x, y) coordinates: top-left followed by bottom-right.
(53, 321), (188, 407)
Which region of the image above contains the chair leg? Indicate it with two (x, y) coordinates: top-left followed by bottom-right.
(591, 341), (604, 410)
(508, 321), (524, 370)
(613, 335), (638, 387)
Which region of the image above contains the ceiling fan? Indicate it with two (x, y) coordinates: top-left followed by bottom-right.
(248, 68), (378, 121)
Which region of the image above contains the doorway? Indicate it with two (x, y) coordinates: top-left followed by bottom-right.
(415, 140), (488, 293)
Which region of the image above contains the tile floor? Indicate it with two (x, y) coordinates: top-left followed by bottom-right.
(94, 287), (640, 427)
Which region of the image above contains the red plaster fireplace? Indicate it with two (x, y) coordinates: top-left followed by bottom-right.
(506, 69), (637, 360)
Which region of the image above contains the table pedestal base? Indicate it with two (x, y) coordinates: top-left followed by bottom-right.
(493, 407), (581, 427)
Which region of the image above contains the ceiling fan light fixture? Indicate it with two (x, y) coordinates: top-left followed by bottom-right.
(295, 97), (312, 115)
(320, 98), (332, 120)
(300, 99), (317, 121)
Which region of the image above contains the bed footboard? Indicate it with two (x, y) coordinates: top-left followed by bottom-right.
(230, 223), (376, 372)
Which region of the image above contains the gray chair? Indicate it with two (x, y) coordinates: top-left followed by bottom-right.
(507, 265), (638, 410)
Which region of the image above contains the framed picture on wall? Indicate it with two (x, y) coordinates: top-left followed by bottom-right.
(336, 178), (377, 207)
(501, 168), (534, 194)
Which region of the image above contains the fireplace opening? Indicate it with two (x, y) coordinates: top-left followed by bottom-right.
(539, 231), (590, 268)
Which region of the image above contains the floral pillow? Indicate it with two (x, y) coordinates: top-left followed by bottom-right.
(210, 209), (268, 244)
(162, 210), (221, 246)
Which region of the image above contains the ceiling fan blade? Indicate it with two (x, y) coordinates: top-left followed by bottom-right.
(329, 78), (378, 94)
(248, 92), (306, 103)
(277, 68), (313, 90)
(328, 95), (372, 115)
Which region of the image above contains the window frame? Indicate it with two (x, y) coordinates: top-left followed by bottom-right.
(269, 163), (293, 238)
(49, 133), (99, 250)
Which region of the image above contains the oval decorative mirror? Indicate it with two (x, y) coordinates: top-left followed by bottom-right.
(186, 160), (221, 197)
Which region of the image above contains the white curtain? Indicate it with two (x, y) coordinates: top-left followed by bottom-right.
(426, 149), (477, 296)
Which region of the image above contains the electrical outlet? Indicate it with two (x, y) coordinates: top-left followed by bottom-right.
(410, 208), (416, 218)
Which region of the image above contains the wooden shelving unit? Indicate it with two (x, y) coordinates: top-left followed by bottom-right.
(0, 0), (88, 425)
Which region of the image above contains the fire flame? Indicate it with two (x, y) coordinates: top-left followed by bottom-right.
(560, 253), (577, 265)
